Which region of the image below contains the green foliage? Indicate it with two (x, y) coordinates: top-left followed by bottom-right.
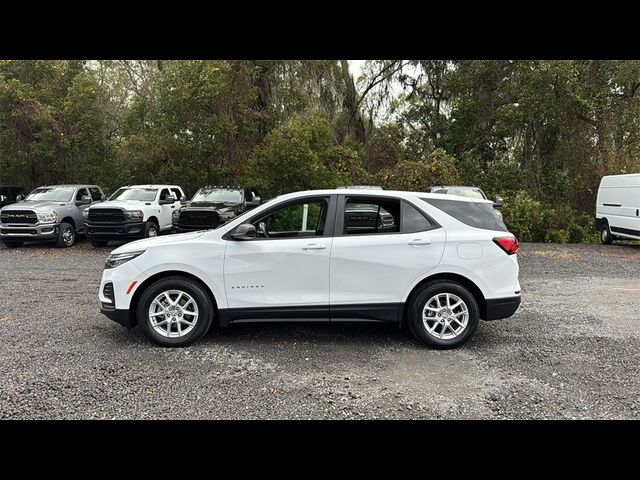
(241, 113), (366, 198)
(501, 191), (545, 242)
(377, 148), (459, 191)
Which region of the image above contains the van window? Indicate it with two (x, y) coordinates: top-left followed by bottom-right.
(422, 197), (507, 231)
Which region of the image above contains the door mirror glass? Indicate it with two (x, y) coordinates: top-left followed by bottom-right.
(0, 195), (6, 203)
(493, 197), (504, 208)
(231, 223), (257, 240)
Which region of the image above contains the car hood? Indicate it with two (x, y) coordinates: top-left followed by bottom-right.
(111, 231), (206, 254)
(89, 200), (153, 210)
(2, 200), (70, 212)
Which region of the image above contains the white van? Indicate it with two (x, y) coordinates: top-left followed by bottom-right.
(596, 173), (640, 244)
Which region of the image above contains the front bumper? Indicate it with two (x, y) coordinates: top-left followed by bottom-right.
(86, 221), (145, 240)
(483, 295), (521, 320)
(172, 223), (209, 233)
(100, 304), (135, 328)
(0, 223), (58, 241)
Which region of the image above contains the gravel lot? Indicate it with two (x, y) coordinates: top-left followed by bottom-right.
(0, 239), (639, 419)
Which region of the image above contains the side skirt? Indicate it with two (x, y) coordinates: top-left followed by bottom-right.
(218, 303), (403, 327)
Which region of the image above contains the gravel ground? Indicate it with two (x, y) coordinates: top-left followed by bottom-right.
(0, 238), (638, 419)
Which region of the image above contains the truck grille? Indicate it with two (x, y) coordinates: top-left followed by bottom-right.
(88, 208), (125, 224)
(179, 210), (221, 228)
(0, 210), (37, 224)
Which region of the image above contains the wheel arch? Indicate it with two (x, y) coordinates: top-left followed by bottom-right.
(147, 216), (159, 226)
(60, 216), (76, 229)
(128, 270), (219, 328)
(401, 272), (488, 324)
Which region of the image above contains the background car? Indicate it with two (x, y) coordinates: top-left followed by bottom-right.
(426, 185), (504, 220)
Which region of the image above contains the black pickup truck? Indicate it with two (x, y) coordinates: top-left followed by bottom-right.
(172, 186), (261, 233)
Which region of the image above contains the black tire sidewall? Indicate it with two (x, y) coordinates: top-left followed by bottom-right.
(145, 221), (158, 238)
(600, 222), (613, 245)
(137, 277), (214, 347)
(56, 222), (75, 247)
(408, 281), (480, 349)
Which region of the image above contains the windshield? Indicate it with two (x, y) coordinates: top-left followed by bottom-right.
(26, 187), (75, 202)
(192, 188), (242, 204)
(434, 187), (486, 200)
(109, 188), (158, 202)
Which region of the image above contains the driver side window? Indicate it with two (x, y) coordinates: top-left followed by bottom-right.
(76, 188), (88, 201)
(252, 198), (328, 239)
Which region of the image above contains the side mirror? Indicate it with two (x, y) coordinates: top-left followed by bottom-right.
(0, 195), (6, 203)
(246, 195), (261, 208)
(16, 194), (26, 202)
(230, 223), (257, 240)
(493, 197), (504, 208)
(160, 194), (177, 205)
(76, 195), (92, 206)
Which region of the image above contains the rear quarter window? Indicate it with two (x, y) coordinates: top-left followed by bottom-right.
(422, 197), (507, 231)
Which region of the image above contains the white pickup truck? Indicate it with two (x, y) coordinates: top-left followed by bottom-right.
(84, 184), (186, 247)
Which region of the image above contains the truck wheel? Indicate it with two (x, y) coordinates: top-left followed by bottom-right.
(55, 222), (76, 248)
(2, 241), (23, 248)
(90, 240), (109, 247)
(600, 221), (614, 245)
(144, 221), (159, 238)
(406, 281), (479, 349)
(136, 276), (214, 347)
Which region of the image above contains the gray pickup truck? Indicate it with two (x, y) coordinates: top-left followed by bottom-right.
(0, 184), (105, 248)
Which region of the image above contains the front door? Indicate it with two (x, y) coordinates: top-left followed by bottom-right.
(223, 195), (335, 321)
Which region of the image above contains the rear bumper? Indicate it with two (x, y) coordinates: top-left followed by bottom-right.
(86, 221), (145, 240)
(0, 223), (58, 241)
(100, 304), (135, 328)
(483, 295), (521, 320)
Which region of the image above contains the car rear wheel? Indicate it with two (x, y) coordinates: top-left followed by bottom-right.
(407, 281), (479, 349)
(600, 221), (614, 245)
(137, 276), (214, 347)
(2, 241), (23, 248)
(55, 222), (75, 248)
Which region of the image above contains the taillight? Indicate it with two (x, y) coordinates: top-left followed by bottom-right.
(493, 236), (519, 255)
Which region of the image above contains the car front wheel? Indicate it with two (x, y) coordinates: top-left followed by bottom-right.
(407, 281), (480, 349)
(55, 222), (76, 248)
(136, 276), (214, 347)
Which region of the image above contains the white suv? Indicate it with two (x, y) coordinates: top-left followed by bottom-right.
(98, 188), (522, 348)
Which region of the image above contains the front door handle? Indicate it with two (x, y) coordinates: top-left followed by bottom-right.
(302, 244), (327, 250)
(408, 239), (431, 246)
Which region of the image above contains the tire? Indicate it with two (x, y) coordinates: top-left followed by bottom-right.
(55, 222), (75, 248)
(144, 221), (159, 239)
(2, 241), (23, 248)
(600, 221), (614, 245)
(406, 281), (480, 349)
(136, 276), (214, 347)
(90, 240), (109, 247)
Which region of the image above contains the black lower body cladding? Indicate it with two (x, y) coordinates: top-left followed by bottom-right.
(483, 296), (521, 320)
(86, 221), (146, 240)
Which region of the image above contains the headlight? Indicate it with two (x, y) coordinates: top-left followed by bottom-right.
(37, 211), (58, 223)
(82, 210), (89, 219)
(124, 210), (144, 222)
(105, 250), (145, 269)
(172, 210), (181, 221)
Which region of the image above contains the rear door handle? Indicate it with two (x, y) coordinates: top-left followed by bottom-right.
(302, 244), (327, 250)
(408, 239), (431, 246)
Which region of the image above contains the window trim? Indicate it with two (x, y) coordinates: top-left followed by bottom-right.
(334, 194), (441, 237)
(223, 194), (337, 241)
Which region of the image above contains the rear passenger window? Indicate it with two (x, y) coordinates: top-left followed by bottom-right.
(170, 188), (182, 200)
(343, 197), (400, 235)
(401, 201), (435, 233)
(89, 187), (102, 201)
(422, 197), (507, 231)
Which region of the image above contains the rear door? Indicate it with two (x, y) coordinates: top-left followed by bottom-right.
(329, 195), (446, 321)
